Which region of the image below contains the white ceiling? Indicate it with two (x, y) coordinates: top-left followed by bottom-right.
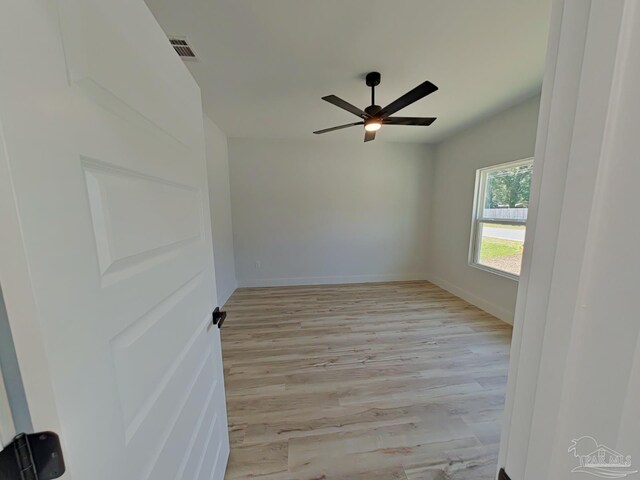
(145, 0), (551, 143)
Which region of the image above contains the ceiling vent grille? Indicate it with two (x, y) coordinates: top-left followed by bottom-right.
(169, 37), (197, 60)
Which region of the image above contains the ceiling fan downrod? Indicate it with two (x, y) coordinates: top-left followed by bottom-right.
(365, 72), (382, 116)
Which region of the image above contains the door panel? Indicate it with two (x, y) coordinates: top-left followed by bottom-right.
(82, 159), (204, 285)
(0, 1), (229, 479)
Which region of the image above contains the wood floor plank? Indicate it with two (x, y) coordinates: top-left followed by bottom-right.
(222, 281), (512, 479)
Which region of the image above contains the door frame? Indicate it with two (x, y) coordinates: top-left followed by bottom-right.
(498, 0), (587, 473)
(0, 110), (61, 438)
(498, 0), (631, 478)
(0, 367), (15, 446)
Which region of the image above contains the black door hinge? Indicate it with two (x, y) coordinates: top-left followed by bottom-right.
(0, 432), (65, 480)
(212, 307), (226, 329)
(498, 468), (512, 480)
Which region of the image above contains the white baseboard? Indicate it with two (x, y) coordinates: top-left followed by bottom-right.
(237, 273), (429, 288)
(425, 274), (514, 325)
(235, 272), (513, 325)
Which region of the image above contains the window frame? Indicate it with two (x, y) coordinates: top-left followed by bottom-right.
(468, 157), (533, 280)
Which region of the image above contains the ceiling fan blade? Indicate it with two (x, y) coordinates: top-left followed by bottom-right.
(364, 130), (376, 142)
(384, 117), (437, 126)
(322, 95), (369, 119)
(378, 81), (438, 118)
(313, 122), (363, 134)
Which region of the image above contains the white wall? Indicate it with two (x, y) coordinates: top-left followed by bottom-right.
(204, 116), (237, 305)
(228, 139), (434, 287)
(428, 95), (541, 323)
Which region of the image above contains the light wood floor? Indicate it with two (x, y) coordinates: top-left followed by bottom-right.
(222, 281), (512, 480)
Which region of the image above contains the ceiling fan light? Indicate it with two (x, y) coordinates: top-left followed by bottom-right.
(364, 120), (382, 132)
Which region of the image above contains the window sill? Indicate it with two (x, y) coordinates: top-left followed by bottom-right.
(469, 262), (520, 281)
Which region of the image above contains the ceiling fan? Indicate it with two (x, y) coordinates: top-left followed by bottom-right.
(313, 72), (438, 142)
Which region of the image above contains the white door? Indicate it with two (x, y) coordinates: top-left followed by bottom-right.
(0, 1), (229, 479)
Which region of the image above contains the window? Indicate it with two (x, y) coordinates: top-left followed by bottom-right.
(469, 158), (533, 279)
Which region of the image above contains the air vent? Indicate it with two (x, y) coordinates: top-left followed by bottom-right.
(168, 37), (197, 60)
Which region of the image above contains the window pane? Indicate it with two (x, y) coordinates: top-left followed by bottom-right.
(477, 222), (525, 276)
(483, 163), (532, 222)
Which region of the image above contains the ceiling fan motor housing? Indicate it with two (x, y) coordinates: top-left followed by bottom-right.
(365, 72), (381, 87)
(365, 105), (382, 116)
